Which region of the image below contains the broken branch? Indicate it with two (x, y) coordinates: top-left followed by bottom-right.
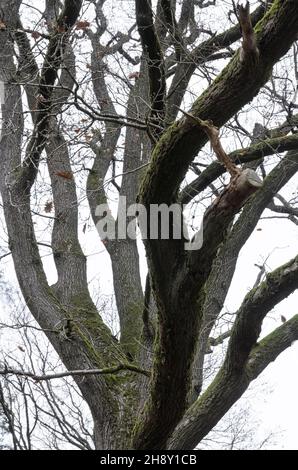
(179, 109), (240, 177)
(179, 108), (263, 215)
(237, 1), (259, 65)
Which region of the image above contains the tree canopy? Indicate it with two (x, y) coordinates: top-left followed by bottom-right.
(0, 0), (298, 450)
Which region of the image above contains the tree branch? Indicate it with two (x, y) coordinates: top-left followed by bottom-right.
(268, 194), (298, 218)
(166, 3), (265, 121)
(238, 1), (259, 66)
(182, 118), (262, 291)
(17, 0), (83, 192)
(135, 1), (298, 450)
(0, 5), (124, 448)
(135, 0), (166, 137)
(168, 254), (298, 450)
(0, 364), (150, 382)
(180, 132), (298, 204)
(247, 314), (298, 379)
(188, 145), (298, 400)
(179, 110), (241, 177)
(226, 254), (298, 371)
(209, 330), (231, 347)
(161, 0), (184, 61)
(141, 0), (298, 207)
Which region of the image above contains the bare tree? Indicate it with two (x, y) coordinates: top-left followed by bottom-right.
(0, 0), (298, 450)
(0, 297), (276, 450)
(0, 297), (95, 450)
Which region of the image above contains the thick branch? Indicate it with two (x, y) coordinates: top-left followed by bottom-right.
(238, 1), (259, 65)
(184, 169), (262, 296)
(168, 255), (298, 450)
(135, 1), (298, 450)
(18, 0), (82, 191)
(183, 120), (262, 292)
(135, 0), (166, 136)
(209, 330), (231, 347)
(0, 7), (123, 448)
(189, 146), (298, 401)
(161, 0), (184, 61)
(136, 147), (298, 449)
(247, 314), (298, 379)
(141, 0), (298, 206)
(166, 4), (265, 121)
(226, 255), (298, 370)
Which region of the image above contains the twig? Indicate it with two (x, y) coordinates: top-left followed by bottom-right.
(0, 363), (151, 382)
(0, 251), (11, 261)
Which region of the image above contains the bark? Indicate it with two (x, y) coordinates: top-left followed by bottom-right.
(166, 3), (266, 121)
(180, 131), (298, 204)
(1, 0), (298, 452)
(238, 2), (259, 65)
(141, 1), (298, 206)
(134, 0), (298, 450)
(135, 0), (166, 136)
(168, 255), (298, 449)
(161, 0), (184, 61)
(0, 1), (121, 449)
(18, 0), (83, 191)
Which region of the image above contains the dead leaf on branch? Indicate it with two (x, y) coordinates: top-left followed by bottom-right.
(55, 171), (73, 180)
(75, 20), (90, 31)
(128, 71), (140, 80)
(44, 201), (53, 213)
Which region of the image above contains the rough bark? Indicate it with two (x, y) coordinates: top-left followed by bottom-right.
(168, 254), (298, 449)
(134, 0), (298, 450)
(1, 0), (298, 452)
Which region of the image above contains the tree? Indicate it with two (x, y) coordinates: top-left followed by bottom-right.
(0, 0), (298, 450)
(0, 294), (276, 450)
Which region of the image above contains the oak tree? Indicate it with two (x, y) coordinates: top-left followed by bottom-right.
(1, 0), (298, 450)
